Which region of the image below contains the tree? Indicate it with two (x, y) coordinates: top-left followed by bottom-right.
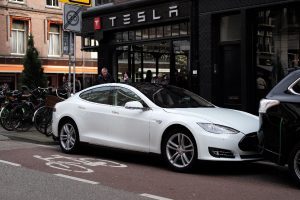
(21, 35), (47, 89)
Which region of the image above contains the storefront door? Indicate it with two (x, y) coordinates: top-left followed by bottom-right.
(220, 44), (242, 109)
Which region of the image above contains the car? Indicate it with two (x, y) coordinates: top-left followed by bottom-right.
(258, 69), (300, 186)
(52, 83), (260, 171)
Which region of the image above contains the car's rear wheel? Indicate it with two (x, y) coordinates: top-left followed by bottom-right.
(162, 129), (197, 172)
(59, 120), (80, 153)
(288, 142), (300, 187)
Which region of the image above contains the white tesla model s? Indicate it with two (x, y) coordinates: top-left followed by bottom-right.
(52, 83), (260, 171)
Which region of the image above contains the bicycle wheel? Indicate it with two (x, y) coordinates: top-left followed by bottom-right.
(12, 104), (33, 132)
(34, 106), (53, 136)
(44, 111), (53, 137)
(0, 104), (15, 131)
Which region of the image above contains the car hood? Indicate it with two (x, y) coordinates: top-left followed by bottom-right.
(163, 107), (259, 134)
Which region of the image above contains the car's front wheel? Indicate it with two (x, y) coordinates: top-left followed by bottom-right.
(162, 129), (197, 172)
(59, 120), (80, 153)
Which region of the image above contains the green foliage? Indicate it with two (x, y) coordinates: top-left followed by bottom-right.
(21, 35), (47, 89)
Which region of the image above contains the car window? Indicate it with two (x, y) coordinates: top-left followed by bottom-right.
(153, 86), (214, 108)
(80, 86), (113, 105)
(114, 87), (144, 107)
(292, 79), (300, 94)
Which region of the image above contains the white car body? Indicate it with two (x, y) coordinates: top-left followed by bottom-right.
(52, 83), (259, 162)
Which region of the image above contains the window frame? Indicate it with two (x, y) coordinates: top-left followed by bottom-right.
(9, 0), (25, 5)
(11, 20), (27, 55)
(46, 0), (59, 8)
(48, 24), (62, 57)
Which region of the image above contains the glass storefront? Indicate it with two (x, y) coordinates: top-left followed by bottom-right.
(114, 22), (190, 88)
(256, 6), (300, 101)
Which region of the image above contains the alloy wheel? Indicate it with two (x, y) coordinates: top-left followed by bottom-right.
(60, 123), (77, 151)
(166, 133), (195, 168)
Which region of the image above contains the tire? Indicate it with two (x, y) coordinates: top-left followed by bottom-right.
(59, 120), (80, 153)
(288, 142), (300, 187)
(34, 106), (53, 136)
(0, 105), (15, 131)
(162, 128), (197, 172)
(12, 105), (33, 132)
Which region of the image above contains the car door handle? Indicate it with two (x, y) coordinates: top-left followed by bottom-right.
(112, 111), (119, 114)
(78, 106), (86, 110)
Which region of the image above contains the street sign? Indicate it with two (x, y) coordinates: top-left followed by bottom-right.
(59, 0), (91, 6)
(63, 31), (74, 55)
(63, 4), (83, 32)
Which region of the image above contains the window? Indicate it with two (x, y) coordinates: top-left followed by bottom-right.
(9, 0), (24, 3)
(11, 20), (27, 54)
(114, 87), (143, 107)
(290, 79), (300, 94)
(46, 0), (58, 7)
(80, 87), (113, 105)
(48, 24), (61, 56)
(220, 14), (241, 42)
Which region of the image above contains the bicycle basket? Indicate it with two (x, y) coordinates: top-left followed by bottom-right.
(45, 95), (62, 108)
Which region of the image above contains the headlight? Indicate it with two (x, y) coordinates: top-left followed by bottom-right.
(197, 123), (239, 134)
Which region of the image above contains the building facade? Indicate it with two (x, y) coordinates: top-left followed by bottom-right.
(0, 0), (98, 90)
(83, 0), (300, 114)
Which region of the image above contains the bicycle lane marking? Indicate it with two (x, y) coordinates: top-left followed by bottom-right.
(0, 146), (129, 176)
(33, 154), (127, 173)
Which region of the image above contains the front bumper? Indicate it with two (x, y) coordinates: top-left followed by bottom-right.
(196, 131), (261, 161)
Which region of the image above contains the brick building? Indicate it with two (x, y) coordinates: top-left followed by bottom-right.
(0, 0), (98, 90)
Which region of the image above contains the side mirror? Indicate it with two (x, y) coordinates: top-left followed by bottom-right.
(125, 101), (144, 110)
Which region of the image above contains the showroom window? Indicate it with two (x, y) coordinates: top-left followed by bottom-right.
(11, 20), (27, 54)
(46, 0), (59, 7)
(255, 6), (300, 100)
(48, 24), (61, 56)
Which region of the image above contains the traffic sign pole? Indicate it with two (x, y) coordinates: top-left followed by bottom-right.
(73, 32), (76, 94)
(68, 31), (72, 97)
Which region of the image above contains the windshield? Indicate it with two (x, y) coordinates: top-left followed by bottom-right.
(152, 86), (214, 108)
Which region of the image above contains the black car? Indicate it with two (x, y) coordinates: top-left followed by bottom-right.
(258, 69), (300, 186)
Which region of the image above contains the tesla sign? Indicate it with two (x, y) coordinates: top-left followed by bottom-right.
(95, 1), (190, 30)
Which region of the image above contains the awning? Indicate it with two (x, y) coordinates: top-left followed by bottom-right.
(0, 64), (97, 74)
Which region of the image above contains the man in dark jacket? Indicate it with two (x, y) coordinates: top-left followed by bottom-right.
(98, 67), (115, 84)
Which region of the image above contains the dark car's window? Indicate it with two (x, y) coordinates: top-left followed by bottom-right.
(153, 86), (214, 108)
(114, 87), (144, 107)
(292, 79), (300, 94)
(80, 86), (113, 105)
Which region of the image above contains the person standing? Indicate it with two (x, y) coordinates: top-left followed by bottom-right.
(97, 67), (115, 84)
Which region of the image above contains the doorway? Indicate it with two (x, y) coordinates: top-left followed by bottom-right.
(220, 44), (242, 109)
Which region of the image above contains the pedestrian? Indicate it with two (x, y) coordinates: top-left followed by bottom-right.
(145, 70), (153, 83)
(98, 67), (115, 84)
(75, 78), (82, 92)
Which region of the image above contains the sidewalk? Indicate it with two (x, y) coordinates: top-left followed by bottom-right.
(0, 126), (58, 145)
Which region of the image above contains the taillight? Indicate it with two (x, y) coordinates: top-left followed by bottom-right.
(259, 99), (280, 114)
